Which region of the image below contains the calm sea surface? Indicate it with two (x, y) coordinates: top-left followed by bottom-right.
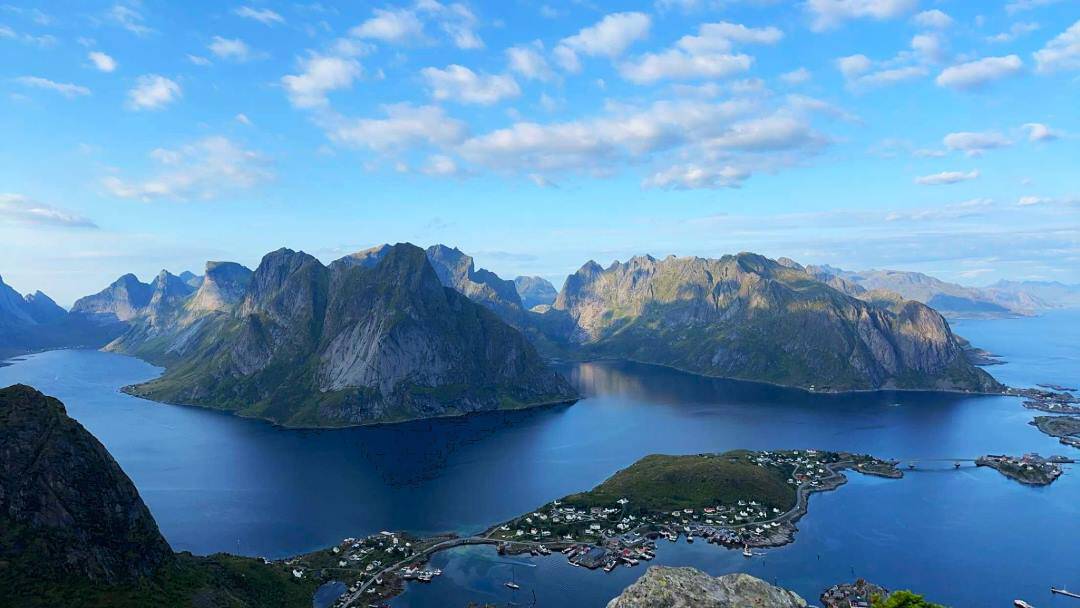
(2, 310), (1078, 607)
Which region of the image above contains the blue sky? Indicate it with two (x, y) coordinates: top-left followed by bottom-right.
(1, 0), (1078, 305)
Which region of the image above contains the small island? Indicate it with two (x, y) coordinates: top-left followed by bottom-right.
(1014, 385), (1080, 414)
(1030, 416), (1080, 449)
(484, 450), (901, 567)
(976, 453), (1072, 486)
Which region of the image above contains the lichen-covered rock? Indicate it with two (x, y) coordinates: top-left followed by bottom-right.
(607, 567), (807, 608)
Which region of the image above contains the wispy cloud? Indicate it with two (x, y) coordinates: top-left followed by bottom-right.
(0, 194), (98, 228)
(14, 76), (90, 98)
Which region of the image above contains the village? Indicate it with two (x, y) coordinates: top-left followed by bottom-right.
(485, 450), (902, 570)
(278, 450), (903, 607)
(976, 453), (1073, 486)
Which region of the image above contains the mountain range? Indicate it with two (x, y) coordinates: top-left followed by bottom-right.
(525, 253), (1000, 393)
(806, 265), (1079, 319)
(3, 244), (1018, 427)
(0, 275), (121, 359)
(108, 243), (576, 427)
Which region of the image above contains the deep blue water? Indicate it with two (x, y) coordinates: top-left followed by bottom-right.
(2, 310), (1079, 607)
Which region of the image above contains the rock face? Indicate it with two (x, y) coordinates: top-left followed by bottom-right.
(117, 243), (576, 427)
(515, 275), (558, 309)
(187, 261), (253, 313)
(424, 244), (526, 325)
(607, 567), (807, 608)
(70, 273), (154, 325)
(0, 384), (173, 584)
(542, 253), (1000, 392)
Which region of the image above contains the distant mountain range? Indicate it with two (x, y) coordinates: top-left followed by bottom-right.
(0, 275), (122, 359)
(3, 244), (1045, 426)
(805, 265), (1080, 319)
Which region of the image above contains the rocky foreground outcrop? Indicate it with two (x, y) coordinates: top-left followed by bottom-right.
(0, 384), (173, 584)
(607, 567), (807, 608)
(0, 385), (318, 607)
(537, 253), (1000, 392)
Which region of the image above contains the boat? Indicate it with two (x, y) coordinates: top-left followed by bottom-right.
(505, 581), (521, 590)
(742, 545), (753, 558)
(1052, 587), (1080, 599)
(1013, 601), (1034, 608)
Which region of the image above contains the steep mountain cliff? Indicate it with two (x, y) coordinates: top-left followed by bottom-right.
(0, 384), (319, 607)
(118, 244), (576, 427)
(515, 275), (558, 309)
(607, 567), (807, 608)
(540, 253), (1000, 392)
(425, 244), (526, 325)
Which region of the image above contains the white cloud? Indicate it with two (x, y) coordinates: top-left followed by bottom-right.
(101, 136), (271, 201)
(1006, 0), (1062, 14)
(456, 98), (798, 175)
(88, 51), (117, 72)
(1033, 19), (1080, 73)
(235, 113), (252, 126)
(555, 12), (651, 72)
(913, 9), (953, 29)
(209, 36), (254, 62)
(943, 131), (1012, 156)
(233, 6), (284, 25)
(349, 2), (482, 50)
(15, 76), (90, 98)
(806, 0), (917, 32)
(126, 74), (181, 110)
(618, 21), (779, 84)
(417, 0), (483, 50)
(1018, 195), (1050, 206)
(780, 67), (812, 85)
(935, 55), (1023, 90)
(351, 7), (425, 43)
(421, 64), (520, 105)
(187, 54), (211, 66)
(321, 103), (468, 152)
(836, 53), (927, 89)
(421, 154), (459, 176)
(0, 194), (97, 228)
(987, 21), (1039, 43)
(915, 170), (980, 185)
(281, 54), (361, 108)
(1023, 122), (1060, 141)
(911, 32), (946, 63)
(507, 43), (554, 81)
(107, 3), (152, 36)
(619, 49), (752, 84)
(643, 163), (750, 189)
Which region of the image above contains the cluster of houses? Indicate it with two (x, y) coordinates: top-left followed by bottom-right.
(489, 450), (877, 565)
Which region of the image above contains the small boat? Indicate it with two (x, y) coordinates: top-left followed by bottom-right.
(505, 581), (521, 590)
(1052, 587), (1080, 599)
(1013, 601), (1034, 608)
(742, 545), (753, 558)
